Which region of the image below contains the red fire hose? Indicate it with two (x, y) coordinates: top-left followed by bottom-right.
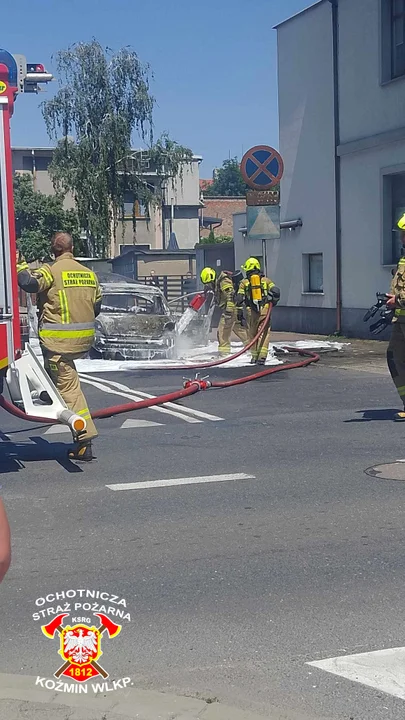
(0, 305), (319, 426)
(198, 348), (320, 389)
(0, 382), (204, 424)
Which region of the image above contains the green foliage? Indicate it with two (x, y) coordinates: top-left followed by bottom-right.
(199, 234), (233, 245)
(204, 158), (246, 197)
(42, 40), (192, 257)
(14, 175), (81, 262)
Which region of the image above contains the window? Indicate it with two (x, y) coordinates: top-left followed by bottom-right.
(303, 254), (323, 293)
(35, 156), (51, 171)
(382, 0), (405, 81)
(392, 0), (405, 78)
(122, 191), (148, 219)
(101, 292), (164, 315)
(383, 171), (405, 264)
(22, 156), (33, 171)
(22, 155), (51, 172)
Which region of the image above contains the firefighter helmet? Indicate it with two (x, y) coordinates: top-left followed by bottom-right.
(200, 267), (216, 284)
(398, 213), (405, 231)
(242, 257), (261, 273)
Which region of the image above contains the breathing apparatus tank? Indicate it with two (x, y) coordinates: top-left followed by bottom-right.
(249, 273), (263, 312)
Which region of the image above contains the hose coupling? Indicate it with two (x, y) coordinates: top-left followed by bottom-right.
(183, 373), (211, 391)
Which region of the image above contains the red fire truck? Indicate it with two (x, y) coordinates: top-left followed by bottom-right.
(0, 49), (87, 436)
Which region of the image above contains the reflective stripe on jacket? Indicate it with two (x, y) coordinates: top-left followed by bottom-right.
(391, 257), (405, 320)
(215, 272), (237, 313)
(22, 252), (101, 354)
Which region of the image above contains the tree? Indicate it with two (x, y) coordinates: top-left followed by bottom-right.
(204, 158), (246, 197)
(199, 233), (232, 245)
(14, 175), (81, 262)
(42, 40), (192, 257)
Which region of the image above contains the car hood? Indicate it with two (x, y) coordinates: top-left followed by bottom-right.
(97, 313), (171, 337)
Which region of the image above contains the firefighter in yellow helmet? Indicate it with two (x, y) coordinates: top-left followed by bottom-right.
(236, 257), (280, 365)
(17, 232), (102, 461)
(386, 212), (405, 420)
(200, 267), (247, 356)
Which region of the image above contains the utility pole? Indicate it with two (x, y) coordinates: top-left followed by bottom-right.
(328, 0), (342, 335)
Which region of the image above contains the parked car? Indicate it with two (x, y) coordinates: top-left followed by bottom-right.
(92, 274), (176, 360)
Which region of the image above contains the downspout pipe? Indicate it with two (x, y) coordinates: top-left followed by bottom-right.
(329, 0), (342, 335)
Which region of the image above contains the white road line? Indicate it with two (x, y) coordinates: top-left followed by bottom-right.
(107, 472), (255, 492)
(80, 374), (224, 422)
(307, 646), (405, 700)
(80, 376), (202, 424)
(120, 419), (163, 429)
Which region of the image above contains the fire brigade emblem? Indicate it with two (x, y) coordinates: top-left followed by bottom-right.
(41, 613), (121, 682)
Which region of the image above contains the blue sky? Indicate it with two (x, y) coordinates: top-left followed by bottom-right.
(2, 0), (315, 176)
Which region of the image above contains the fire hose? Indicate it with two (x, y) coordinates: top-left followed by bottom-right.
(0, 306), (319, 425)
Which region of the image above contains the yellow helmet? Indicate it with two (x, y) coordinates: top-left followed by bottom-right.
(398, 213), (405, 231)
(242, 257), (261, 273)
(200, 267), (216, 284)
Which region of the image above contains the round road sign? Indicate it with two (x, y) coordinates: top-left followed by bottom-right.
(240, 145), (284, 191)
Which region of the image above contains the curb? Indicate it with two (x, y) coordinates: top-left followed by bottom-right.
(0, 673), (329, 720)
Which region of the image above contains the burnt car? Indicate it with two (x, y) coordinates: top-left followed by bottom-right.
(92, 275), (176, 360)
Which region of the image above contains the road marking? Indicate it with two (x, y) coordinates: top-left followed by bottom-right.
(80, 375), (202, 424)
(80, 374), (224, 422)
(106, 472), (255, 492)
(307, 646), (405, 700)
(120, 419), (163, 429)
(44, 425), (71, 435)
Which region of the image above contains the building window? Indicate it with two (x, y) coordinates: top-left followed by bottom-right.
(392, 0), (405, 77)
(382, 0), (405, 81)
(303, 253), (323, 293)
(383, 171), (405, 264)
(35, 156), (51, 171)
(122, 191), (148, 219)
(22, 155), (33, 171)
(21, 155), (51, 172)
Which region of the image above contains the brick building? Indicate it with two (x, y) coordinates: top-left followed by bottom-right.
(200, 196), (246, 238)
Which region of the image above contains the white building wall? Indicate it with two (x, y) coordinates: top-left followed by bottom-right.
(340, 143), (405, 311)
(171, 218), (200, 249)
(274, 0), (337, 332)
(275, 0), (405, 336)
(338, 0), (405, 143)
(337, 0), (405, 329)
(167, 160), (201, 206)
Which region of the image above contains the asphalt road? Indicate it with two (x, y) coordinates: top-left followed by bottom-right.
(1, 355), (405, 719)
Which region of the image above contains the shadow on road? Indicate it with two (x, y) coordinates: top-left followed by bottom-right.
(345, 408), (398, 422)
(0, 435), (83, 474)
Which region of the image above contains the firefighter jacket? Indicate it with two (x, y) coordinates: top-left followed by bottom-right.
(391, 256), (405, 323)
(17, 252), (102, 354)
(236, 275), (279, 312)
(215, 271), (237, 313)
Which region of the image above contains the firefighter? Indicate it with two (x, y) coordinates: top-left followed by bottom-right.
(200, 267), (247, 356)
(17, 232), (102, 461)
(236, 258), (280, 365)
(386, 213), (405, 420)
